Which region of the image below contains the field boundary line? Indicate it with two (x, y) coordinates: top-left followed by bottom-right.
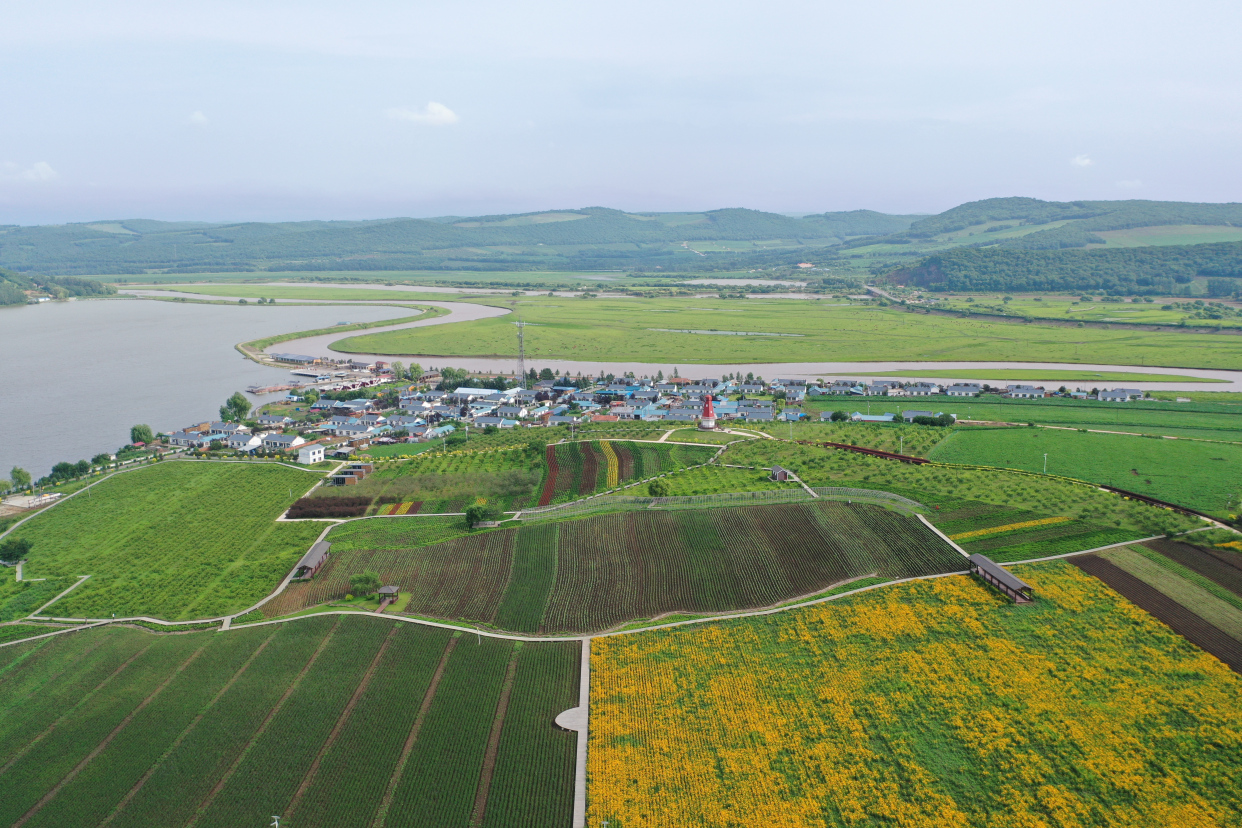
(917, 514), (970, 558)
(12, 640), (211, 828)
(573, 639), (590, 828)
(0, 619), (109, 649)
(97, 629), (280, 828)
(469, 644), (520, 827)
(0, 640), (155, 775)
(372, 634), (460, 828)
(26, 575), (92, 618)
(285, 624), (399, 823)
(183, 615), (342, 828)
(1004, 534), (1168, 566)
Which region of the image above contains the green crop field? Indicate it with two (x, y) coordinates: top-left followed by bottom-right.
(935, 294), (1242, 329)
(0, 617), (579, 828)
(801, 395), (1242, 443)
(268, 501), (964, 633)
(138, 284), (1242, 370)
(588, 562), (1242, 826)
(538, 440), (717, 506)
(754, 419), (952, 457)
(833, 368), (1222, 383)
(724, 439), (1202, 548)
(928, 427), (1242, 516)
(653, 464), (796, 496)
(7, 462), (326, 620)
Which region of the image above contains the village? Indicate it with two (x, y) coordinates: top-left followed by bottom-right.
(150, 349), (1154, 465)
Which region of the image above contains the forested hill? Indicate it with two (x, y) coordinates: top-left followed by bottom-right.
(0, 266), (117, 305)
(0, 208), (922, 275)
(887, 241), (1242, 295)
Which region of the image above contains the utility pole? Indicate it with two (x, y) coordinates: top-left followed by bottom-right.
(516, 318), (527, 390)
(1043, 453), (1048, 474)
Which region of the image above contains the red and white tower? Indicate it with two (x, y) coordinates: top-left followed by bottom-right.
(699, 394), (717, 430)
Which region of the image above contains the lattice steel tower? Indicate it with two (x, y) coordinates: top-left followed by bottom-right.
(515, 318), (527, 389)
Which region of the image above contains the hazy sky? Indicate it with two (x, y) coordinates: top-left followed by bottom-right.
(2, 0), (1239, 223)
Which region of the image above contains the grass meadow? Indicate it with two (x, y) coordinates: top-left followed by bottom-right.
(929, 427), (1242, 516)
(134, 284), (1242, 369)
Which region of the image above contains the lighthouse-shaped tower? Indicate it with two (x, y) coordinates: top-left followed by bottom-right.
(699, 393), (717, 430)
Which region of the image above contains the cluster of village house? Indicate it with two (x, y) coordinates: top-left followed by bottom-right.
(160, 375), (1149, 463)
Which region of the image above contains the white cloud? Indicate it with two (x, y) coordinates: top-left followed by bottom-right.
(187, 110), (208, 125)
(1, 161), (58, 182)
(385, 102), (459, 126)
(1115, 179), (1143, 189)
(1070, 154), (1094, 167)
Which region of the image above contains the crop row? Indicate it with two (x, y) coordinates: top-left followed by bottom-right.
(0, 618), (580, 828)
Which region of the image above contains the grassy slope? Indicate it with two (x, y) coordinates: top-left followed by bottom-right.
(133, 285), (1242, 369)
(588, 562), (1242, 827)
(11, 462), (325, 620)
(834, 368), (1222, 383)
(928, 427), (1242, 515)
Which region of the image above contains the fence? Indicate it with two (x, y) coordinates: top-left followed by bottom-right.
(518, 486), (926, 522)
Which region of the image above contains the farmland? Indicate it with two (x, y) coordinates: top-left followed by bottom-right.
(8, 462), (326, 620)
(0, 616), (579, 828)
(588, 563), (1242, 827)
(726, 438), (1204, 544)
(267, 501), (965, 632)
(537, 440), (717, 506)
(928, 426), (1242, 516)
(755, 419), (952, 457)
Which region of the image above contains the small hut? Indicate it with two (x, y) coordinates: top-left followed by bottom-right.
(770, 465), (790, 482)
(292, 542), (330, 580)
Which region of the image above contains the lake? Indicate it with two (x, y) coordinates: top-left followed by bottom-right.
(0, 298), (410, 478)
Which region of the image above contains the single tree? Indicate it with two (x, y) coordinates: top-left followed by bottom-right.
(130, 424), (154, 445)
(0, 537), (32, 564)
(91, 453), (112, 466)
(220, 391), (251, 422)
(11, 467), (32, 489)
(648, 479), (670, 497)
(830, 410), (849, 422)
(464, 503), (501, 528)
(539, 367), (554, 382)
(349, 570), (382, 597)
(391, 360), (405, 381)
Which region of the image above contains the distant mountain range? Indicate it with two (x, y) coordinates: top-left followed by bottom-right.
(1, 198), (1240, 278)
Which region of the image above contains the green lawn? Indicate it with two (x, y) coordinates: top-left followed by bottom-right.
(928, 427), (1242, 516)
(9, 462), (325, 620)
(136, 285), (1242, 369)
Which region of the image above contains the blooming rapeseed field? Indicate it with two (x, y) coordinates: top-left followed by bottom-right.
(601, 440), (620, 489)
(589, 563), (1242, 827)
(950, 515), (1073, 541)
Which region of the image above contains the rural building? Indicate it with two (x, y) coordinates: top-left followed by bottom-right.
(770, 465), (790, 482)
(945, 383), (982, 397)
(851, 412), (896, 422)
(378, 585), (400, 598)
(1006, 385), (1046, 399)
(271, 353), (320, 365)
(297, 444), (324, 465)
(228, 433), (263, 452)
(1100, 388), (1143, 402)
(258, 415), (293, 427)
(263, 433), (307, 451)
(292, 542), (330, 580)
(906, 382), (941, 396)
(968, 554), (1034, 603)
(902, 410), (935, 422)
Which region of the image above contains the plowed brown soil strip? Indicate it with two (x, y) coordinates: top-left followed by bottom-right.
(469, 645), (520, 827)
(284, 624), (399, 823)
(372, 635), (460, 828)
(1146, 539), (1242, 597)
(0, 641), (155, 775)
(538, 445), (558, 507)
(13, 641), (211, 828)
(1073, 555), (1242, 673)
(183, 617), (342, 828)
(98, 630), (280, 828)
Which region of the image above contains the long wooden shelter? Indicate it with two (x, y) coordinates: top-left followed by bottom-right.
(968, 554), (1034, 603)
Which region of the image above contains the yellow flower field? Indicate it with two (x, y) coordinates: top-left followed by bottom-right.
(602, 440), (620, 488)
(950, 515), (1073, 541)
(589, 564), (1242, 827)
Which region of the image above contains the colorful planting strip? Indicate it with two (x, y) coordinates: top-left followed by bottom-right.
(950, 515), (1073, 541)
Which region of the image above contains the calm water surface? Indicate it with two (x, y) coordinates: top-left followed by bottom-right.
(0, 299), (409, 477)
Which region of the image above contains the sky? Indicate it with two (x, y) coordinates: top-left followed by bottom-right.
(1, 0), (1240, 224)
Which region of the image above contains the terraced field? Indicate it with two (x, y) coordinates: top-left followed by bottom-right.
(268, 501), (965, 632)
(537, 440), (717, 506)
(0, 618), (579, 828)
